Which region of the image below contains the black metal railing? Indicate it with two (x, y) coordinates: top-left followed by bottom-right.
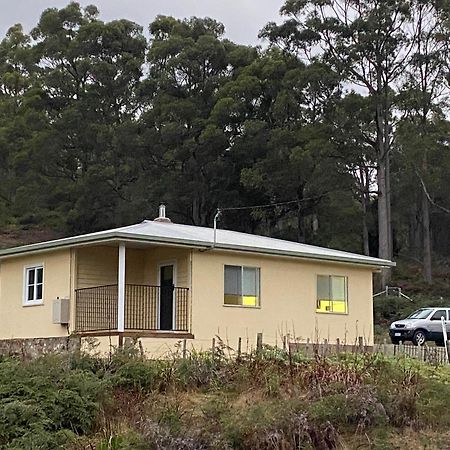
(75, 284), (190, 333)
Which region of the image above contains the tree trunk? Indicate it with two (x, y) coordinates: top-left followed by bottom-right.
(362, 196), (370, 256)
(378, 157), (391, 288)
(422, 189), (432, 283)
(376, 98), (392, 288)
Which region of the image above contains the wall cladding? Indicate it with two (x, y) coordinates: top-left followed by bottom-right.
(0, 336), (81, 359)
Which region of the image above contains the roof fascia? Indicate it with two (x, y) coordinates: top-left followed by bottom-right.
(0, 230), (395, 268)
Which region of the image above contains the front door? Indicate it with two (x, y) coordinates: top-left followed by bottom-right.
(159, 265), (175, 330)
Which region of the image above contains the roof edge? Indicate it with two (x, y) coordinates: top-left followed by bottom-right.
(0, 231), (395, 268)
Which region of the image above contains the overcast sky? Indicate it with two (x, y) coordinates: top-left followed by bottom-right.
(0, 0), (282, 45)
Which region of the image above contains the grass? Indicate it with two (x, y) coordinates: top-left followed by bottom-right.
(1, 345), (450, 449)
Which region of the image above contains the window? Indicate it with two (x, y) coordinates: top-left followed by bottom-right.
(316, 275), (347, 313)
(224, 265), (260, 307)
(430, 310), (447, 321)
(24, 266), (44, 305)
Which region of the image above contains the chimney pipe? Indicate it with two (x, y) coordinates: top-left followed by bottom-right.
(154, 203), (172, 223)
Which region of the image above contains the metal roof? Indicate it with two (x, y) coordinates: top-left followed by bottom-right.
(0, 220), (395, 268)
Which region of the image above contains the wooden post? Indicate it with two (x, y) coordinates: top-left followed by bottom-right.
(256, 333), (263, 355)
(118, 333), (124, 348)
(358, 336), (364, 352)
(182, 339), (187, 359)
(336, 338), (340, 354)
(237, 337), (242, 361)
(282, 335), (287, 351)
(212, 338), (216, 359)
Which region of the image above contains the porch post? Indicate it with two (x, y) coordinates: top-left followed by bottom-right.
(118, 243), (126, 333)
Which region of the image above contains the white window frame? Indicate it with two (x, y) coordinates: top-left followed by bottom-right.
(223, 265), (261, 308)
(316, 274), (348, 315)
(23, 264), (44, 306)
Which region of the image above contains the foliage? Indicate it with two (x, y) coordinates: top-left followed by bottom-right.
(0, 2), (448, 287)
(1, 347), (450, 449)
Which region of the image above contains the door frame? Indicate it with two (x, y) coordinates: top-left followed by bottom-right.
(156, 260), (177, 331)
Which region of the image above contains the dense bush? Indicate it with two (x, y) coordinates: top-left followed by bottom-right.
(0, 356), (105, 449)
(0, 347), (449, 449)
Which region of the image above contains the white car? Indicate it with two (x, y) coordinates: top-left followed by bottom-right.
(389, 307), (450, 346)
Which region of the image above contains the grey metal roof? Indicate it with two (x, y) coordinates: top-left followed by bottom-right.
(0, 220), (395, 268)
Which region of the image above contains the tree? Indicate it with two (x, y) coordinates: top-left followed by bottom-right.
(138, 16), (257, 226)
(30, 2), (147, 231)
(262, 0), (421, 285)
(396, 0), (450, 282)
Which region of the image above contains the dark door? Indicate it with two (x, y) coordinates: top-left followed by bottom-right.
(159, 265), (174, 330)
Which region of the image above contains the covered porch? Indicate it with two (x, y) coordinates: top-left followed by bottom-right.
(73, 242), (192, 338)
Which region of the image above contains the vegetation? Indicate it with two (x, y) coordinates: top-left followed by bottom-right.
(0, 1), (449, 287)
(0, 346), (449, 449)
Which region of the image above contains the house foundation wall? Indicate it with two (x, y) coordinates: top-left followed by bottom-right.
(0, 336), (81, 359)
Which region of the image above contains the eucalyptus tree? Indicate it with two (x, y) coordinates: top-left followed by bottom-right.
(261, 0), (421, 284)
(396, 0), (450, 282)
(30, 2), (147, 231)
(213, 47), (349, 243)
(0, 24), (44, 226)
(139, 16), (257, 226)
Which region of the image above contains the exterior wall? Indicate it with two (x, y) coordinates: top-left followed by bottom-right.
(76, 245), (190, 288)
(0, 243), (374, 355)
(187, 250), (374, 350)
(143, 246), (190, 287)
(0, 250), (72, 339)
(77, 246), (118, 288)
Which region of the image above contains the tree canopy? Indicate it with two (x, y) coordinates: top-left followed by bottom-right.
(0, 1), (449, 284)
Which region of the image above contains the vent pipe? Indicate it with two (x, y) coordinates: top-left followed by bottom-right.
(154, 203), (172, 223)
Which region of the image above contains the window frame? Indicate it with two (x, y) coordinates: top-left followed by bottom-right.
(430, 309), (447, 321)
(223, 264), (261, 308)
(316, 274), (348, 315)
(23, 264), (44, 306)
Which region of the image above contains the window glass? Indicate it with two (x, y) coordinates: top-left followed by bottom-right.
(224, 265), (259, 307)
(25, 266), (43, 303)
(316, 275), (347, 313)
(407, 308), (433, 319)
(430, 310), (447, 321)
(317, 275), (331, 311)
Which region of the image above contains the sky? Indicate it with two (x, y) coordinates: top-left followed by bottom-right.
(0, 0), (283, 45)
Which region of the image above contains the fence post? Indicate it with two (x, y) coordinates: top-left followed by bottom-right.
(237, 337), (242, 361)
(358, 336), (364, 352)
(182, 339), (187, 359)
(283, 335), (287, 351)
(336, 338), (340, 354)
(212, 338), (216, 359)
(256, 333), (263, 355)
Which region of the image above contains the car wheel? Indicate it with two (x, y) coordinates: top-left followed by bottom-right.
(390, 338), (400, 345)
(412, 330), (427, 346)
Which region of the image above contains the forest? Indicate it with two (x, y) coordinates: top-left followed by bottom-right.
(0, 1), (449, 286)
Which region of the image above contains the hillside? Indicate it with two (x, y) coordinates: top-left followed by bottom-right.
(0, 226), (63, 250)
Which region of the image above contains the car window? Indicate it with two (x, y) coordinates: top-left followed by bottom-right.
(430, 310), (447, 321)
(407, 308), (433, 319)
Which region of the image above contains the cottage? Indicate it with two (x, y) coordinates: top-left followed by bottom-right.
(0, 206), (394, 354)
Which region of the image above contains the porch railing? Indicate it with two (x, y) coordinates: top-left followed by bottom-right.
(75, 284), (190, 333)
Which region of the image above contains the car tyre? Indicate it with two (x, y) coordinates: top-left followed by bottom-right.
(390, 338), (400, 345)
(412, 330), (427, 346)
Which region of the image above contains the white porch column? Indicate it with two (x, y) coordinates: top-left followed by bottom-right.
(117, 243), (126, 332)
